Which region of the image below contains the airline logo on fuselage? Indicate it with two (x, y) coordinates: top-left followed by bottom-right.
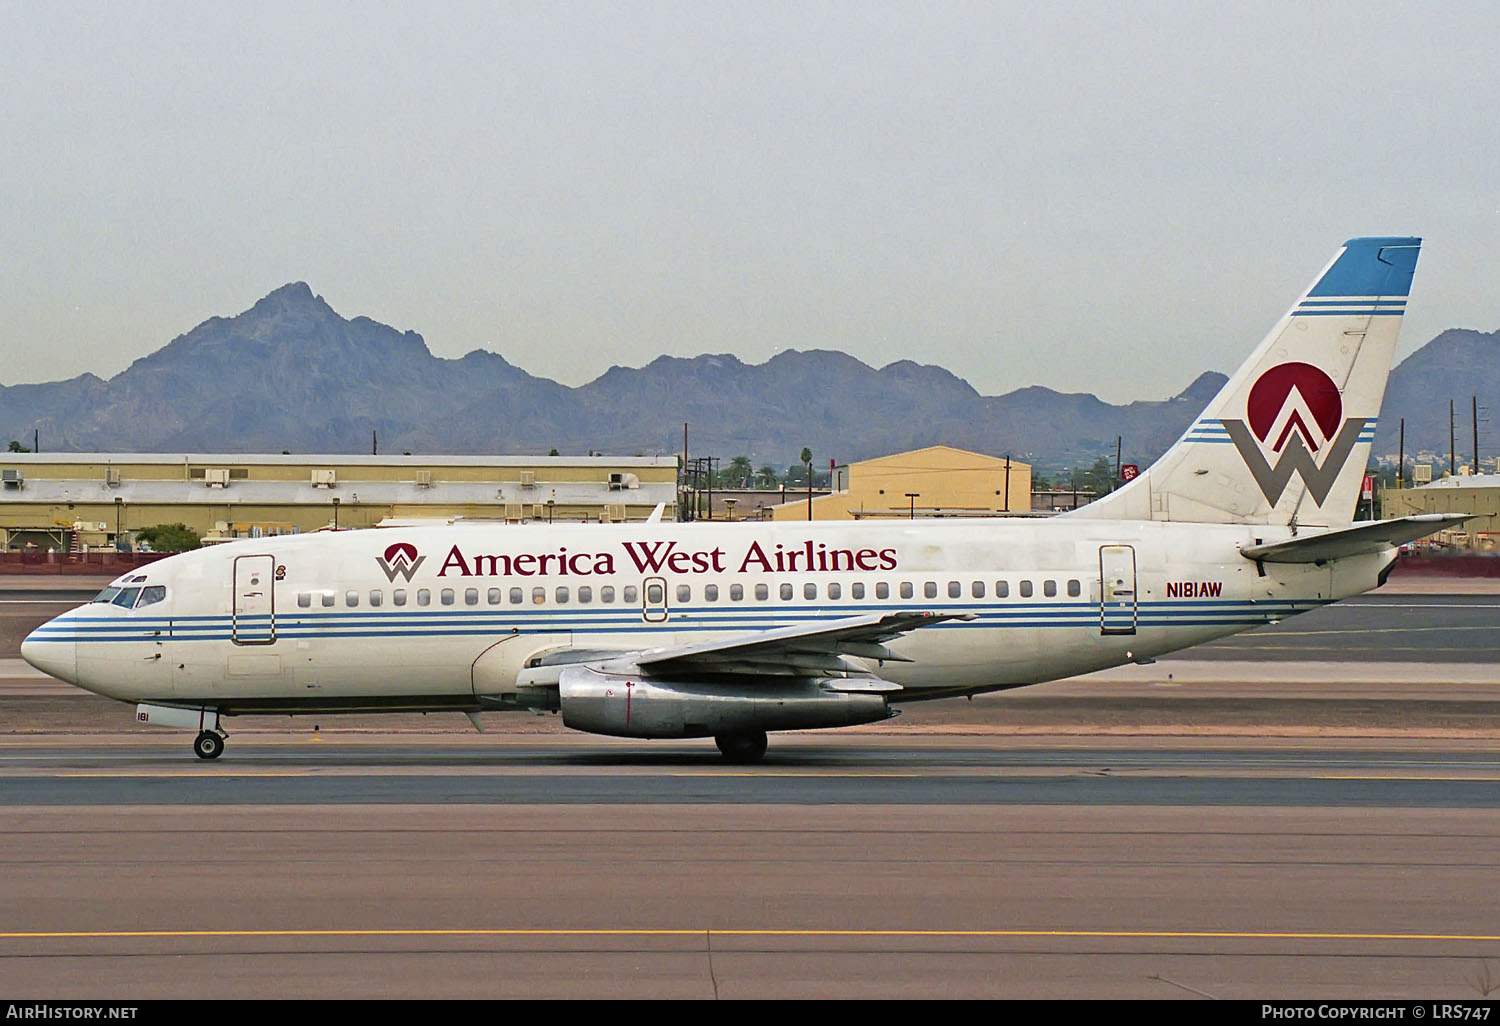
(1223, 362), (1366, 506)
(373, 539), (900, 580)
(376, 542), (426, 582)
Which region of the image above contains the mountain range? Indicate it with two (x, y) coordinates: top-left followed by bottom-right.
(1, 283), (1493, 471)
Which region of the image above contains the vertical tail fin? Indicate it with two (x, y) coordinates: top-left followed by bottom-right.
(1070, 237), (1420, 526)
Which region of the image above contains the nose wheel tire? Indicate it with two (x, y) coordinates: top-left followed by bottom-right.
(194, 731), (225, 760)
(714, 730), (768, 764)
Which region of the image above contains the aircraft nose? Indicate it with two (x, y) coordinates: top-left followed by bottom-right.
(21, 618), (78, 686)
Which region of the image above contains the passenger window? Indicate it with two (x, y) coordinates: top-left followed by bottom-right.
(755, 584), (769, 601)
(947, 581), (961, 599)
(624, 585), (638, 603)
(646, 582), (664, 604)
(440, 589), (455, 606)
(996, 581), (1008, 598)
(900, 582), (913, 599)
(676, 585), (690, 603)
(465, 588), (479, 606)
(1067, 579), (1081, 597)
(1020, 581), (1033, 598)
(578, 586), (592, 604)
(730, 584), (743, 601)
(851, 582), (864, 600)
(804, 583), (817, 600)
(510, 588), (524, 605)
(135, 586), (166, 608)
(346, 590), (359, 607)
(415, 589), (430, 606)
(876, 582), (889, 599)
(1044, 580), (1057, 598)
(704, 584), (718, 602)
(488, 588), (502, 605)
(393, 589), (407, 606)
(297, 592), (312, 609)
(601, 586), (615, 603)
(532, 587), (546, 605)
(556, 587), (569, 604)
(971, 581), (985, 599)
(322, 592), (336, 608)
(780, 583), (793, 601)
(369, 590), (382, 607)
(828, 582), (841, 600)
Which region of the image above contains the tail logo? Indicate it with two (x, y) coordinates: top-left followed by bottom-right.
(376, 542), (425, 582)
(1223, 363), (1366, 506)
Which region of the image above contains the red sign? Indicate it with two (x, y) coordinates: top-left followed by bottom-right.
(1120, 464), (1139, 482)
(1362, 474), (1375, 500)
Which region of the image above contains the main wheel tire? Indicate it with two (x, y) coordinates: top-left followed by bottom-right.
(194, 731), (224, 760)
(715, 730), (768, 764)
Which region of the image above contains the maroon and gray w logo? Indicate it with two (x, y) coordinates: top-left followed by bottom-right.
(1224, 362), (1366, 506)
(376, 542), (425, 582)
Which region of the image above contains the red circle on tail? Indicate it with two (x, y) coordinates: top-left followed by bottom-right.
(1245, 362), (1342, 449)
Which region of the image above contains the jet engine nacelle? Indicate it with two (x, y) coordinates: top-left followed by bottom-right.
(557, 665), (893, 739)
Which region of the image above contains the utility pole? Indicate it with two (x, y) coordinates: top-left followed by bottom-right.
(372, 429), (377, 456)
(801, 447), (813, 521)
(1003, 456), (1011, 511)
(1474, 395), (1480, 474)
(905, 493), (919, 520)
(1399, 418), (1405, 487)
(1114, 437), (1122, 491)
(1450, 399), (1456, 475)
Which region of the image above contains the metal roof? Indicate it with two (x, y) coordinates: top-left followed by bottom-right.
(0, 479), (675, 507)
(0, 452), (675, 469)
(1415, 475), (1500, 489)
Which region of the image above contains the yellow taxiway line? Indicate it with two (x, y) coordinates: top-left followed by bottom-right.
(4, 927), (1500, 942)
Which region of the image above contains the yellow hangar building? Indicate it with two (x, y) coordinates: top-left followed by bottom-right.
(0, 453), (679, 551)
(770, 446), (1033, 520)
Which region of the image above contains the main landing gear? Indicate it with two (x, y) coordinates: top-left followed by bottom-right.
(714, 730), (768, 764)
(193, 730), (226, 760)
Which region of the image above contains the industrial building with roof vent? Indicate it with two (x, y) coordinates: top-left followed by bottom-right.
(0, 453), (678, 551)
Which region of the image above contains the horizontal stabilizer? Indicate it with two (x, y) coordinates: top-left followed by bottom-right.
(1238, 514), (1475, 564)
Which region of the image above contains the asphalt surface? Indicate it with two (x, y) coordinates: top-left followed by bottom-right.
(3, 790), (1499, 999)
(3, 574), (1500, 998)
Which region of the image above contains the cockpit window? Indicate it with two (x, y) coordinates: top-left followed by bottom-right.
(135, 586), (167, 609)
(92, 587), (123, 604)
(111, 588), (141, 608)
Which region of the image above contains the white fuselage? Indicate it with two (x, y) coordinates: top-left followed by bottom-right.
(23, 517), (1388, 717)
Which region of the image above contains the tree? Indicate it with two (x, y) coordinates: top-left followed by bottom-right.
(754, 465), (779, 489)
(548, 448), (560, 457)
(7, 440), (29, 452)
(725, 455), (753, 488)
(135, 523), (202, 552)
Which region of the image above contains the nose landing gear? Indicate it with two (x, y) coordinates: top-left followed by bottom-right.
(193, 730), (226, 760)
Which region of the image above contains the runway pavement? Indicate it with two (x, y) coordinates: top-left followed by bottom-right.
(3, 574), (1499, 998)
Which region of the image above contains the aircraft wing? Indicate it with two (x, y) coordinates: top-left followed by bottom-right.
(624, 610), (975, 677)
(1238, 513), (1475, 564)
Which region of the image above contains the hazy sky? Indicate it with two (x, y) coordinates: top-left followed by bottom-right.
(2, 1), (1497, 401)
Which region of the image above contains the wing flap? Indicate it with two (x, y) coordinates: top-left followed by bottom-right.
(632, 610), (972, 676)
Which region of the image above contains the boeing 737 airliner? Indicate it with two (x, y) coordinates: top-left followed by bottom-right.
(22, 237), (1466, 761)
